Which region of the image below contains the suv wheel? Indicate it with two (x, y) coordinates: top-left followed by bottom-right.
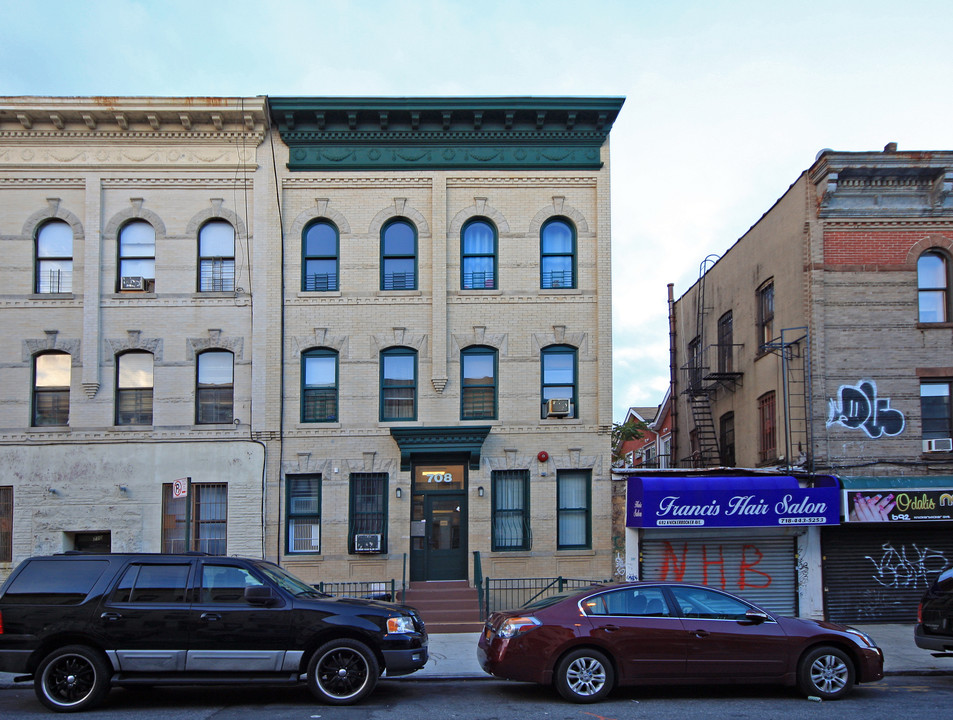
(35, 645), (111, 712)
(307, 638), (379, 705)
(797, 645), (855, 700)
(555, 648), (615, 703)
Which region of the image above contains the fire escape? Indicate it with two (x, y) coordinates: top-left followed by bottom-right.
(761, 327), (814, 471)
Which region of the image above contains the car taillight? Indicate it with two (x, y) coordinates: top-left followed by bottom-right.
(0, 610), (4, 634)
(917, 602), (923, 623)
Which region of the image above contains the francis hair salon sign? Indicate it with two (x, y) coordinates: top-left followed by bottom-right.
(627, 475), (840, 528)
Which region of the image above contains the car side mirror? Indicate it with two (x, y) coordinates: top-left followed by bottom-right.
(743, 609), (770, 624)
(245, 585), (277, 606)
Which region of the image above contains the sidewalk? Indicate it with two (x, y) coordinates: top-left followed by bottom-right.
(1, 623), (949, 690)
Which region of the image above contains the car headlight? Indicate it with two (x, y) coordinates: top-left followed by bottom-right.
(846, 627), (877, 648)
(498, 616), (541, 639)
(386, 615), (416, 634)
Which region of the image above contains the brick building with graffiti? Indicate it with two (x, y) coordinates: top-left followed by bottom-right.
(618, 145), (953, 623)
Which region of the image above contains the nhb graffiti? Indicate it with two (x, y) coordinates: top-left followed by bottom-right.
(827, 379), (905, 438)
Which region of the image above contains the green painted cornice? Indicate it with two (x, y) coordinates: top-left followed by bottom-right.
(390, 425), (492, 470)
(268, 97), (624, 171)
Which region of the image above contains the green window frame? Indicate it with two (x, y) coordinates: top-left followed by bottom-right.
(32, 351), (71, 427)
(461, 346), (497, 420)
(0, 486), (11, 563)
(492, 470), (530, 551)
(118, 220), (156, 292)
(557, 470), (591, 550)
(461, 218), (497, 290)
(302, 349), (338, 422)
(540, 217), (576, 289)
(380, 347), (417, 421)
(286, 474), (321, 554)
(381, 219), (417, 290)
(35, 219), (73, 294)
(116, 351), (154, 426)
(196, 350), (233, 424)
(541, 345), (577, 418)
(349, 472), (388, 554)
(302, 219), (339, 291)
(198, 220), (235, 292)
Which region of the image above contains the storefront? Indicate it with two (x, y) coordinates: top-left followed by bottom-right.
(626, 474), (840, 616)
(822, 476), (953, 623)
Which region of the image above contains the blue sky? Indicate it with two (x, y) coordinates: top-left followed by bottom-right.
(3, 0), (952, 421)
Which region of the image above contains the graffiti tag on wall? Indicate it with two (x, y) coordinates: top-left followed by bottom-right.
(866, 542), (949, 589)
(827, 379), (905, 438)
(655, 541), (772, 590)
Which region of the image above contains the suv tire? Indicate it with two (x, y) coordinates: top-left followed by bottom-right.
(35, 645), (111, 713)
(307, 638), (379, 705)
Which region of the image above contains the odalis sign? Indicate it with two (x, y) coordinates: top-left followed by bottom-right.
(627, 476), (840, 528)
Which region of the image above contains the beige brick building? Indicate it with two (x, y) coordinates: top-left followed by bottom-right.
(0, 96), (624, 589)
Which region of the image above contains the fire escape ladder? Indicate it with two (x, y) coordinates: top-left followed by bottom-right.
(762, 327), (813, 471)
(688, 390), (721, 466)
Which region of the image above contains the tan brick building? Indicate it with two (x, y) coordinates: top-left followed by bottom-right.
(0, 96), (624, 590)
(657, 146), (953, 622)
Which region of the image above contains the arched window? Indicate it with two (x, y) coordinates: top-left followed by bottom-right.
(541, 345), (577, 418)
(33, 351), (71, 426)
(196, 350), (233, 424)
(118, 220), (156, 292)
(380, 347), (416, 421)
(918, 250), (950, 323)
(381, 220), (416, 290)
(302, 349), (338, 422)
(302, 220), (339, 291)
(461, 219), (497, 289)
(540, 218), (575, 289)
(461, 346), (497, 420)
(198, 220), (235, 292)
(116, 351), (154, 425)
(35, 220), (73, 294)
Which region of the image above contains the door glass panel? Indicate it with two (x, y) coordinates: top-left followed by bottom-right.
(429, 498), (461, 551)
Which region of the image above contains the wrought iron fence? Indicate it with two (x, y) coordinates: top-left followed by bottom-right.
(481, 576), (608, 617)
(314, 580), (395, 601)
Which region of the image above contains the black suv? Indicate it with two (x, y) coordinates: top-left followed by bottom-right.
(915, 567), (953, 657)
(0, 553), (428, 712)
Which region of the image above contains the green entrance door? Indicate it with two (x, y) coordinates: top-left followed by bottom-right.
(410, 463), (468, 581)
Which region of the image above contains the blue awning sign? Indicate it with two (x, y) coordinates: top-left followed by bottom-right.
(626, 475), (840, 528)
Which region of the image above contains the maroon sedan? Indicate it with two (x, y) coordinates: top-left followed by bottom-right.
(477, 582), (884, 703)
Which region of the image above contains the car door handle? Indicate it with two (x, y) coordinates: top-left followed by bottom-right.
(201, 612), (222, 622)
(691, 629), (710, 638)
(603, 624), (620, 632)
(100, 612), (122, 622)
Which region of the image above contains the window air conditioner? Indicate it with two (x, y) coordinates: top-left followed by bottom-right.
(545, 398), (571, 417)
(923, 438), (953, 453)
(121, 276), (144, 290)
(354, 533), (382, 552)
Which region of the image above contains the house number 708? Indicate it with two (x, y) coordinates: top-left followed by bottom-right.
(424, 472), (454, 483)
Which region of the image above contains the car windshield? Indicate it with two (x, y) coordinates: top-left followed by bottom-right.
(254, 562), (328, 598)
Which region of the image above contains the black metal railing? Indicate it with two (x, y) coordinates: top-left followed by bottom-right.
(481, 576), (607, 617)
(314, 580), (396, 601)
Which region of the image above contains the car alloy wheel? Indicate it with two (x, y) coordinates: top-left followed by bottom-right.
(307, 638), (379, 705)
(555, 648), (615, 703)
(35, 645), (111, 712)
(797, 646), (855, 700)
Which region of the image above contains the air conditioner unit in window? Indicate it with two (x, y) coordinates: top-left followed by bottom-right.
(354, 533), (382, 552)
(545, 398), (572, 417)
(120, 276), (144, 290)
(923, 438), (953, 453)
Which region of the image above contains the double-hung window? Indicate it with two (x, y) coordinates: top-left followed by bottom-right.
(541, 345), (577, 418)
(492, 470), (530, 550)
(918, 250), (950, 323)
(161, 482), (227, 555)
(921, 381), (953, 447)
(35, 220), (73, 294)
(287, 474), (321, 554)
(381, 220), (416, 290)
(720, 412), (736, 466)
(380, 348), (416, 421)
(758, 391), (777, 464)
(116, 351), (154, 426)
(302, 349), (338, 422)
(717, 311), (734, 373)
(557, 470), (590, 549)
(303, 220), (339, 291)
(540, 218), (575, 289)
(461, 219), (497, 289)
(33, 352), (70, 426)
(757, 281), (775, 351)
(349, 472), (387, 554)
(118, 220), (156, 292)
(198, 220), (235, 292)
(196, 351), (233, 424)
(461, 346), (496, 420)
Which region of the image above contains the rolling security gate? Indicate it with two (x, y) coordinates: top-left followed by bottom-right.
(822, 525), (953, 624)
(641, 530), (798, 616)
